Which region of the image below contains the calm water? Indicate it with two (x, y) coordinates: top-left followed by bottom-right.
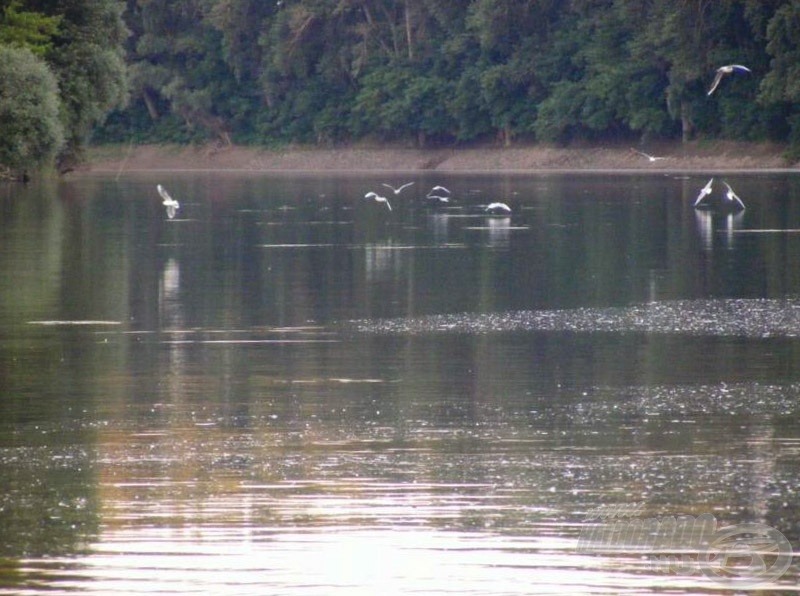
(0, 171), (799, 594)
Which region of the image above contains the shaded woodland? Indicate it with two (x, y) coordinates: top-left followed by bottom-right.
(5, 1), (800, 177)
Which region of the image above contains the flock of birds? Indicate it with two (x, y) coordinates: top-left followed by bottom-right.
(362, 182), (512, 216)
(155, 64), (753, 219)
(629, 63), (752, 212)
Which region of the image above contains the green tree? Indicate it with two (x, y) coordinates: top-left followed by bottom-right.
(0, 0), (61, 57)
(0, 45), (64, 178)
(46, 0), (128, 170)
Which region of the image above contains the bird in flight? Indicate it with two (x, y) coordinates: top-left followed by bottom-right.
(630, 148), (666, 162)
(157, 184), (180, 219)
(365, 191), (392, 211)
(707, 64), (751, 95)
(693, 178), (714, 208)
(722, 181), (746, 211)
(485, 202), (512, 215)
(381, 182), (414, 195)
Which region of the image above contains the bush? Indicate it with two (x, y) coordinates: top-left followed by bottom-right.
(0, 45), (64, 176)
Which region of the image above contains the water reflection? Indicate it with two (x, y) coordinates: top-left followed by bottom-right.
(694, 210), (745, 251)
(1, 173), (800, 594)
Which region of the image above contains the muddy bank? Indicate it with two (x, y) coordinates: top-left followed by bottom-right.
(82, 140), (797, 174)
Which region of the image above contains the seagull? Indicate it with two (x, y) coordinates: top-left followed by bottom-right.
(693, 178), (714, 207)
(631, 148), (666, 162)
(365, 191), (392, 211)
(722, 181), (746, 211)
(707, 64), (751, 95)
(485, 202), (512, 215)
(157, 184), (180, 219)
(381, 182), (414, 195)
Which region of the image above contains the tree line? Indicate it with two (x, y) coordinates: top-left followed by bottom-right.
(4, 1), (800, 178)
(0, 0), (127, 178)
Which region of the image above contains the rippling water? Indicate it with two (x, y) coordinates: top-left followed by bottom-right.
(0, 173), (799, 594)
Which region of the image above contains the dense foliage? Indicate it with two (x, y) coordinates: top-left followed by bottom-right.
(5, 0), (800, 177)
(0, 0), (127, 177)
(96, 0), (800, 151)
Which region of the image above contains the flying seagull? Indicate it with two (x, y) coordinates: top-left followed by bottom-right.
(693, 178), (714, 208)
(157, 184), (180, 219)
(630, 148), (667, 162)
(381, 182), (415, 195)
(365, 191), (392, 211)
(485, 202), (512, 215)
(722, 181), (746, 211)
(707, 64), (751, 95)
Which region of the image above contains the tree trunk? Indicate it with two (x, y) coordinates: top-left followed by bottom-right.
(404, 0), (414, 61)
(680, 101), (693, 143)
(142, 88), (160, 120)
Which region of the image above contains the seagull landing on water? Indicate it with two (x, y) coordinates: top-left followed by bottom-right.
(707, 64), (751, 95)
(365, 191), (392, 211)
(485, 202), (512, 216)
(630, 148), (667, 162)
(693, 178), (714, 208)
(722, 181), (746, 211)
(157, 184), (180, 219)
(381, 182), (414, 195)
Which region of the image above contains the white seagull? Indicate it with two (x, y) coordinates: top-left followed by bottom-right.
(381, 182), (415, 195)
(365, 191), (392, 211)
(722, 181), (746, 210)
(693, 178), (714, 207)
(631, 148), (667, 162)
(157, 184), (180, 219)
(485, 202), (512, 215)
(707, 64), (751, 95)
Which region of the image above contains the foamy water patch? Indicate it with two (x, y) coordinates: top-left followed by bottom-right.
(351, 299), (800, 338)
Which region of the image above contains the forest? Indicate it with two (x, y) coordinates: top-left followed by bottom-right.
(3, 0), (800, 178)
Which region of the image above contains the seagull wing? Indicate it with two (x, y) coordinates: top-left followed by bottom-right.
(396, 182), (414, 193)
(381, 183), (398, 193)
(166, 204), (177, 219)
(428, 185), (450, 196)
(486, 202), (511, 213)
(707, 70), (725, 95)
(383, 198), (392, 211)
(157, 184), (172, 203)
(731, 64), (751, 73)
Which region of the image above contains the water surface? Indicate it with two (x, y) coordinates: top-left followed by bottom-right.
(0, 172), (799, 594)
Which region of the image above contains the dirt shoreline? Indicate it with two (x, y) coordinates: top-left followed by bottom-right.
(81, 141), (799, 175)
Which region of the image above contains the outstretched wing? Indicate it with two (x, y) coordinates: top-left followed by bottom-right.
(157, 184), (172, 203)
(707, 70), (725, 95)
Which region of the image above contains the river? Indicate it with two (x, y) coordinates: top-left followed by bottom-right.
(0, 172), (798, 594)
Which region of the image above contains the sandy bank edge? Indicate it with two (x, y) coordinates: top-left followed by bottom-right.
(80, 141), (799, 175)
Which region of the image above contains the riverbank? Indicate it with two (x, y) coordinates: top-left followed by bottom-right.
(82, 140), (797, 175)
